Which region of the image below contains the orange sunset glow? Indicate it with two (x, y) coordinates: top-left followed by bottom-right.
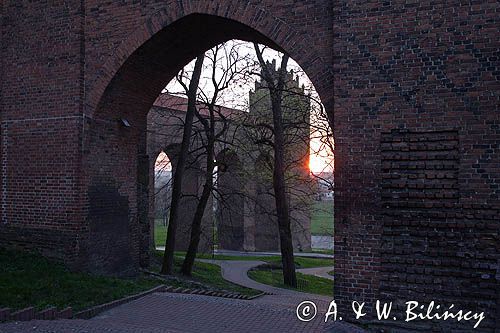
(309, 138), (334, 173)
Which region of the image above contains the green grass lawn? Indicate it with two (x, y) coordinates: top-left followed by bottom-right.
(154, 201), (333, 247)
(311, 249), (334, 255)
(0, 248), (160, 312)
(311, 201), (334, 236)
(0, 248), (261, 313)
(264, 257), (333, 269)
(178, 260), (259, 296)
(248, 268), (333, 296)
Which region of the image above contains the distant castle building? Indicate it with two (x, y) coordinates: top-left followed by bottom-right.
(148, 62), (314, 253)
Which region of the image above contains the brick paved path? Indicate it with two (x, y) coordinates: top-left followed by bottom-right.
(0, 293), (362, 333)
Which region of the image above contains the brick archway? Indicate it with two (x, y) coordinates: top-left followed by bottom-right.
(85, 4), (333, 117)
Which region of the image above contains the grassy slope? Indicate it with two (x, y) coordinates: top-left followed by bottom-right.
(0, 249), (160, 312)
(0, 248), (262, 313)
(152, 252), (260, 297)
(248, 269), (333, 296)
(182, 260), (260, 296)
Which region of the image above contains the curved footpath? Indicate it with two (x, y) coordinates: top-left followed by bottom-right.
(200, 259), (334, 296)
(200, 259), (364, 332)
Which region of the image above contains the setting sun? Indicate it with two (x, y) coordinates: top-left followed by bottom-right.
(309, 138), (334, 174)
(309, 154), (334, 173)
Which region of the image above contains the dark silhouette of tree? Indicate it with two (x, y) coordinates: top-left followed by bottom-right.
(161, 54), (205, 275)
(180, 44), (237, 276)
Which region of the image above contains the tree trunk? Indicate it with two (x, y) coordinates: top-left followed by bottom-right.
(272, 112), (297, 287)
(161, 55), (204, 275)
(180, 139), (215, 276)
(254, 44), (297, 287)
(271, 85), (297, 288)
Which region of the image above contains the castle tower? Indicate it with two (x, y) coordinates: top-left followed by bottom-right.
(246, 61), (312, 252)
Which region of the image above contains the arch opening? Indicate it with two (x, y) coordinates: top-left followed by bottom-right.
(153, 151), (172, 249)
(87, 12), (334, 284)
(148, 40), (334, 261)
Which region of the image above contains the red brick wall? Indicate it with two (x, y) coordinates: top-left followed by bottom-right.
(1, 2), (85, 264)
(332, 1), (499, 329)
(0, 1), (498, 330)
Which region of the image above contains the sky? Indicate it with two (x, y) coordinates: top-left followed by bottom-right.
(162, 40), (333, 174)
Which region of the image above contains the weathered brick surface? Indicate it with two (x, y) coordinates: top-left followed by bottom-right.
(378, 129), (498, 330)
(0, 1), (498, 331)
(332, 1), (499, 330)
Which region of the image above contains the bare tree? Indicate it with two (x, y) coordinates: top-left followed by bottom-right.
(158, 42), (253, 276)
(161, 54), (205, 275)
(180, 44), (237, 276)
